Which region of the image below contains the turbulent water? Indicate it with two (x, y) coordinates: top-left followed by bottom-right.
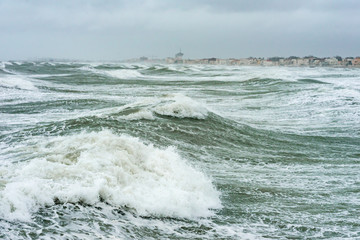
(0, 61), (359, 239)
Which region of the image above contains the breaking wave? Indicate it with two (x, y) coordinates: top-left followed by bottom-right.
(153, 94), (208, 119)
(113, 94), (209, 120)
(0, 75), (37, 90)
(0, 62), (16, 75)
(0, 130), (221, 221)
(79, 66), (143, 79)
(106, 69), (143, 79)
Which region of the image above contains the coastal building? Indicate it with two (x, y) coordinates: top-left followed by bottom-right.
(165, 50), (185, 64)
(161, 53), (360, 68)
(175, 50), (184, 63)
(353, 57), (360, 66)
(324, 57), (339, 66)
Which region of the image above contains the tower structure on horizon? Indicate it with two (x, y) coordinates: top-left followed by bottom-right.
(175, 49), (184, 59)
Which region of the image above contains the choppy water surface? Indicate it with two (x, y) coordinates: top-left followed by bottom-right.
(0, 61), (359, 239)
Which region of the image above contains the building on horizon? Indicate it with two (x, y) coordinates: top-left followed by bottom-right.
(175, 49), (184, 63)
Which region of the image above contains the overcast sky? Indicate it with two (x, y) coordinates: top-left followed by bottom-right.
(0, 0), (359, 60)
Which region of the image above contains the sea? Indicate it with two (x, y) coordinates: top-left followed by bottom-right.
(0, 61), (359, 239)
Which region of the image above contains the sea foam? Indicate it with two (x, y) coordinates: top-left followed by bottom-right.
(0, 75), (37, 90)
(0, 130), (221, 221)
(116, 94), (209, 120)
(154, 94), (208, 119)
(79, 66), (143, 79)
(106, 69), (143, 79)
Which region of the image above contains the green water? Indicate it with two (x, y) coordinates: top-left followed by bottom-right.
(0, 62), (359, 239)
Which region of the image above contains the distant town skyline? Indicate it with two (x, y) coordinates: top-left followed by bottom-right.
(126, 55), (360, 68)
(1, 0), (360, 61)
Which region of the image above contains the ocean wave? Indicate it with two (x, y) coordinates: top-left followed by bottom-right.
(0, 130), (221, 221)
(106, 69), (143, 79)
(120, 109), (156, 120)
(79, 66), (143, 79)
(0, 75), (37, 90)
(239, 77), (285, 86)
(109, 94), (209, 120)
(1, 61), (13, 67)
(0, 62), (16, 75)
(153, 94), (208, 119)
(297, 78), (329, 84)
(144, 65), (185, 75)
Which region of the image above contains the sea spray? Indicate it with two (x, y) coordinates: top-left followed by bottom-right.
(112, 94), (209, 120)
(0, 75), (37, 90)
(106, 69), (143, 79)
(1, 62), (359, 239)
(79, 65), (143, 79)
(0, 130), (221, 221)
(154, 94), (209, 119)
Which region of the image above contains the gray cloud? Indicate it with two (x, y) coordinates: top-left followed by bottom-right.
(0, 0), (359, 60)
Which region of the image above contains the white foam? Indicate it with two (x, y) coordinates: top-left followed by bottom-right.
(79, 66), (143, 79)
(0, 62), (20, 75)
(0, 130), (221, 221)
(120, 110), (155, 120)
(154, 94), (209, 119)
(0, 62), (8, 72)
(3, 61), (13, 66)
(111, 94), (209, 120)
(0, 75), (37, 90)
(106, 69), (143, 79)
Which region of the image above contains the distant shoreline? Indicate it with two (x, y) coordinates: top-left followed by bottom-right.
(3, 57), (360, 68)
(127, 56), (360, 68)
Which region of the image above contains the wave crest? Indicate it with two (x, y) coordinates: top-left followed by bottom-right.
(0, 130), (221, 221)
(0, 75), (37, 90)
(154, 94), (208, 119)
(111, 94), (209, 121)
(79, 66), (143, 79)
(106, 69), (143, 79)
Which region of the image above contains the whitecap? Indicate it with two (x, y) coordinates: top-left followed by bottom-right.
(111, 94), (209, 120)
(79, 65), (143, 79)
(3, 61), (13, 66)
(154, 94), (209, 119)
(120, 110), (155, 120)
(0, 130), (221, 221)
(0, 75), (37, 90)
(106, 69), (143, 79)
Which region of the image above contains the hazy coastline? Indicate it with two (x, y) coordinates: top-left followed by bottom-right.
(126, 55), (360, 68)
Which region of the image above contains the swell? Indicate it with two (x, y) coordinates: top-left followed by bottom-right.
(0, 69), (9, 75)
(93, 64), (131, 70)
(94, 64), (144, 70)
(0, 99), (111, 114)
(143, 66), (186, 75)
(240, 77), (329, 86)
(151, 113), (358, 164)
(4, 108), (357, 167)
(4, 62), (83, 75)
(190, 77), (330, 87)
(297, 78), (329, 84)
(34, 71), (144, 86)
